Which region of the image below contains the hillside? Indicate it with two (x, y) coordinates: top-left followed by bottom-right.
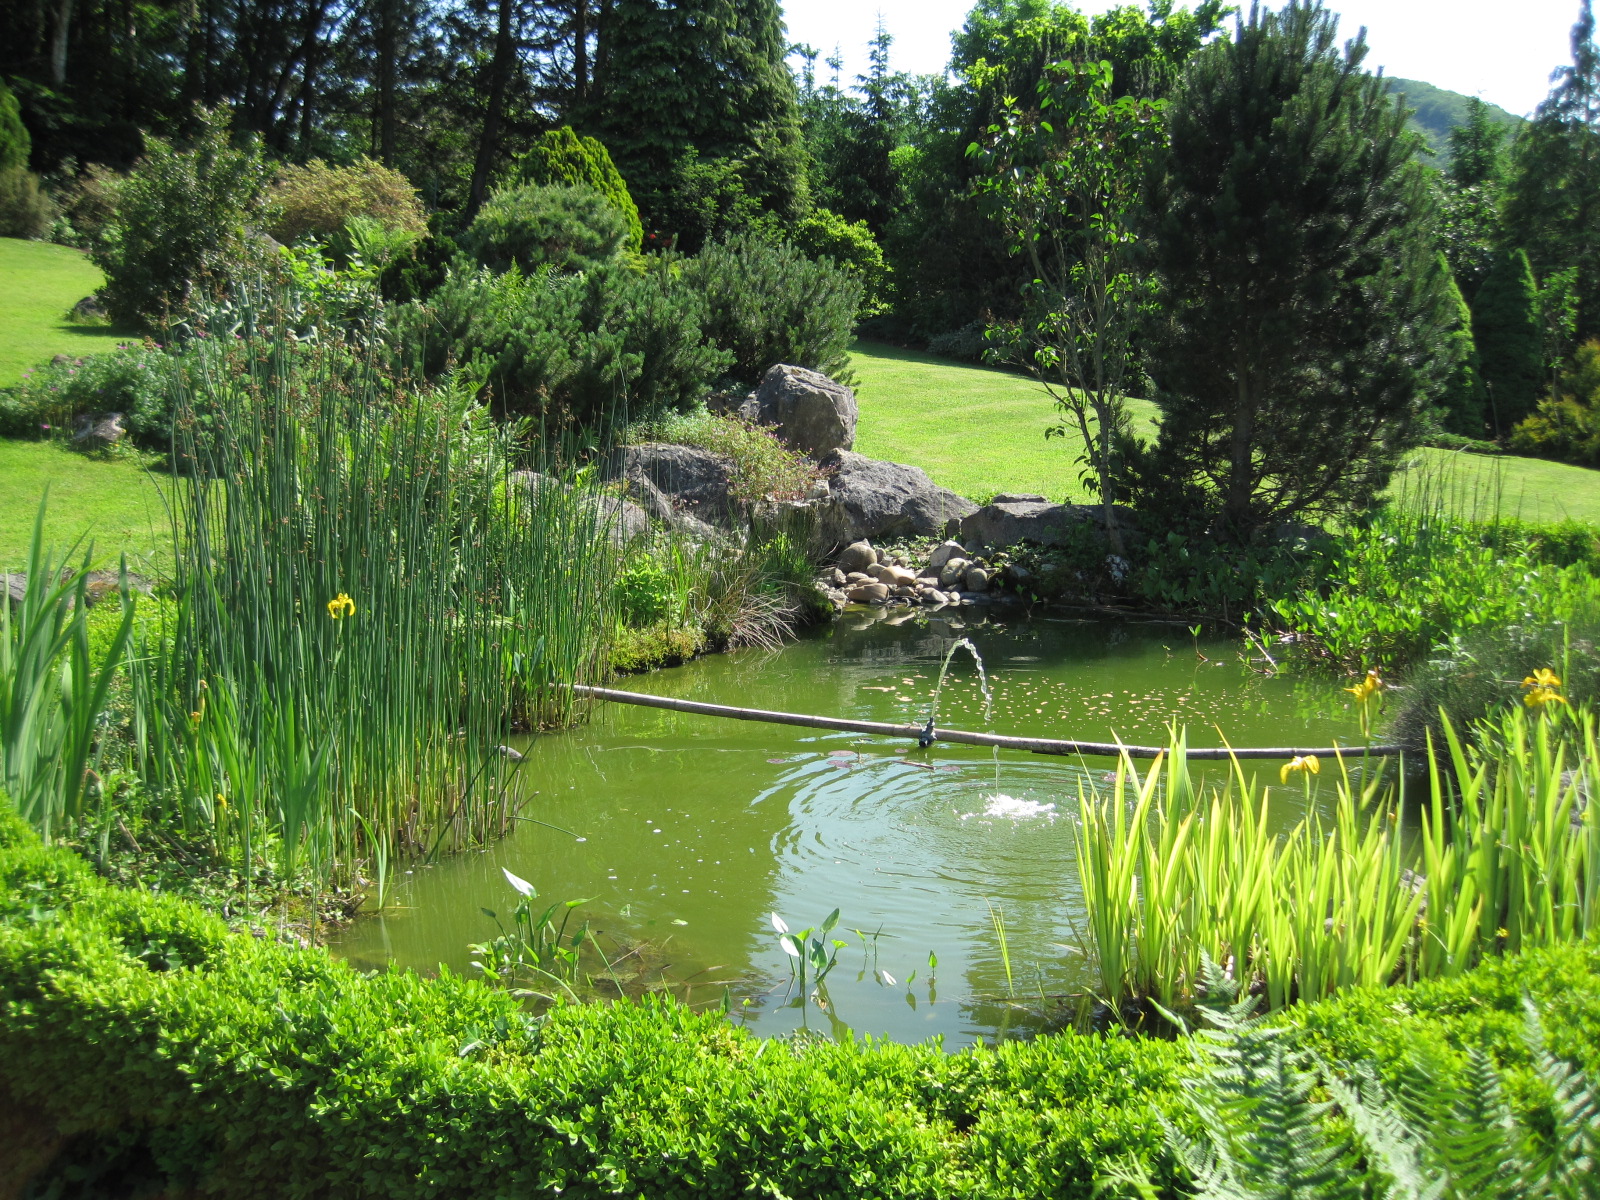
(1385, 77), (1524, 158)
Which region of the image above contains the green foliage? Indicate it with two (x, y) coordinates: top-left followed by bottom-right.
(636, 408), (821, 503)
(1474, 248), (1546, 432)
(398, 259), (729, 428)
(265, 156), (427, 248)
(1447, 94), (1513, 188)
(91, 108), (269, 329)
(0, 166), (50, 239)
(512, 127), (643, 252)
(0, 341), (172, 443)
(461, 182), (631, 276)
(589, 0), (808, 246)
(0, 80), (27, 172)
(1141, 1), (1449, 541)
(1512, 338), (1600, 465)
(1384, 78), (1521, 164)
(681, 233), (861, 386)
(791, 207), (890, 316)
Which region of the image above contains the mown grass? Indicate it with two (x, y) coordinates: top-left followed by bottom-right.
(0, 440), (173, 573)
(848, 339), (1600, 523)
(0, 238), (130, 387)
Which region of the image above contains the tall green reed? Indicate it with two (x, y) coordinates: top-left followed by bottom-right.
(129, 320), (620, 888)
(0, 511), (133, 840)
(1073, 704), (1599, 1018)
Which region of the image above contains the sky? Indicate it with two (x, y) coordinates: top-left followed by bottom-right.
(780, 0), (1585, 119)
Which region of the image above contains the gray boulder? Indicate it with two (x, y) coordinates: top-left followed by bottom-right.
(816, 450), (978, 545)
(958, 499), (1137, 550)
(594, 496), (650, 546)
(752, 364), (858, 459)
(73, 411), (125, 450)
(603, 443), (738, 526)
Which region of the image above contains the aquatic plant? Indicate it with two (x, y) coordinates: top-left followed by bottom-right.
(1073, 703), (1600, 1018)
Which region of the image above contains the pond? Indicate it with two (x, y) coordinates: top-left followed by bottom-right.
(329, 608), (1366, 1048)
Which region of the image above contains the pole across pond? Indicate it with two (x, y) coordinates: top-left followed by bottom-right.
(570, 684), (1404, 760)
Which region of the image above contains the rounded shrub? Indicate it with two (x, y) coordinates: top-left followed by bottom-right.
(265, 156), (427, 247)
(0, 166), (53, 238)
(792, 207), (890, 316)
(0, 78), (29, 171)
(459, 183), (630, 276)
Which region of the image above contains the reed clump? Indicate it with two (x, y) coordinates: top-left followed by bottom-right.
(1074, 703), (1600, 1019)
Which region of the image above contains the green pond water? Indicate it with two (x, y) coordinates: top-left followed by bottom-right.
(329, 608), (1369, 1048)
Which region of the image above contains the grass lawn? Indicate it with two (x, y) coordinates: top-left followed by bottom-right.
(0, 440), (175, 574)
(848, 339), (1600, 525)
(0, 237), (131, 387)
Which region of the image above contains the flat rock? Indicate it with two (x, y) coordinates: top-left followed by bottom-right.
(846, 581), (889, 604)
(817, 450), (978, 546)
(991, 493), (1047, 503)
(958, 499), (1137, 549)
(753, 364), (858, 459)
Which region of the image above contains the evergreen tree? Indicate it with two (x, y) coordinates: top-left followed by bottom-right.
(1472, 248), (1546, 432)
(1503, 0), (1600, 344)
(1448, 96), (1507, 188)
(0, 79), (28, 171)
(1438, 263), (1488, 436)
(1140, 0), (1450, 541)
(512, 126), (642, 250)
(588, 0), (807, 244)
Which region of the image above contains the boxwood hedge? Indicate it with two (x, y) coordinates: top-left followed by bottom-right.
(2, 793), (1597, 1199)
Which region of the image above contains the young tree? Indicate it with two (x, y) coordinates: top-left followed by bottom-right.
(1472, 248), (1546, 432)
(977, 56), (1163, 551)
(1140, 0), (1450, 541)
(1437, 265), (1488, 437)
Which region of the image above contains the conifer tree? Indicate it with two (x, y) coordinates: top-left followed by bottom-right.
(513, 127), (643, 251)
(1472, 248), (1546, 432)
(1140, 0), (1450, 540)
(1439, 264), (1488, 436)
(0, 80), (27, 171)
(587, 0), (806, 243)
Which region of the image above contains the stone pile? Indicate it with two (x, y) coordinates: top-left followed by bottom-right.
(815, 538), (1027, 611)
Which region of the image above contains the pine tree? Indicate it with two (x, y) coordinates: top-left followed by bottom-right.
(1439, 263), (1488, 436)
(587, 0), (806, 244)
(1140, 0), (1450, 541)
(1472, 248), (1546, 432)
(1448, 97), (1507, 189)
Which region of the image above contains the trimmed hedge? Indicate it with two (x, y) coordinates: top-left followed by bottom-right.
(3, 794), (1598, 1198)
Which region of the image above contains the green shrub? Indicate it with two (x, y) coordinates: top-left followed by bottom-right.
(91, 108), (269, 328)
(0, 342), (173, 444)
(681, 233), (861, 387)
(397, 260), (729, 428)
(264, 156), (427, 248)
(0, 166), (53, 238)
(511, 127), (643, 252)
(1510, 337), (1600, 465)
(792, 207), (891, 317)
(459, 183), (631, 276)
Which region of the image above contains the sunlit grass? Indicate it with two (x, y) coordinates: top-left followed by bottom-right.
(0, 237), (132, 386)
(0, 439), (174, 573)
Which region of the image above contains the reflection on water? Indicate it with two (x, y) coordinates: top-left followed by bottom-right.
(328, 610), (1364, 1048)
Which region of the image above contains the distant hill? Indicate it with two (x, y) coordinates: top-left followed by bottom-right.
(1384, 77), (1525, 160)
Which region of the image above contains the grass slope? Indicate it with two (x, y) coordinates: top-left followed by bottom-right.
(847, 339), (1600, 525)
(0, 440), (173, 574)
(0, 238), (128, 387)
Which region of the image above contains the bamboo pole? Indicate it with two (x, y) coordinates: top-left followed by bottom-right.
(571, 685), (1404, 761)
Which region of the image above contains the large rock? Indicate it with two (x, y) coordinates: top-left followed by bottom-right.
(593, 496), (650, 546)
(73, 411), (125, 450)
(958, 499), (1137, 549)
(752, 364), (858, 459)
(603, 443), (738, 526)
(817, 450), (978, 545)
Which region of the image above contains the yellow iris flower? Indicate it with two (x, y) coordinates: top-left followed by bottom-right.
(327, 592), (356, 620)
(1280, 754), (1321, 785)
(1522, 668), (1565, 709)
(1344, 669), (1383, 703)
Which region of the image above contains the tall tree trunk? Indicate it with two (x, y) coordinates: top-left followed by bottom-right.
(377, 0), (398, 163)
(48, 0), (72, 86)
(466, 0), (515, 217)
(573, 0), (588, 104)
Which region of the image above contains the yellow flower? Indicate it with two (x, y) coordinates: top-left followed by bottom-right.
(216, 793), (228, 810)
(1344, 669), (1383, 703)
(1522, 668), (1566, 709)
(326, 592), (356, 620)
(1280, 754), (1321, 785)
(1497, 927), (1509, 939)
